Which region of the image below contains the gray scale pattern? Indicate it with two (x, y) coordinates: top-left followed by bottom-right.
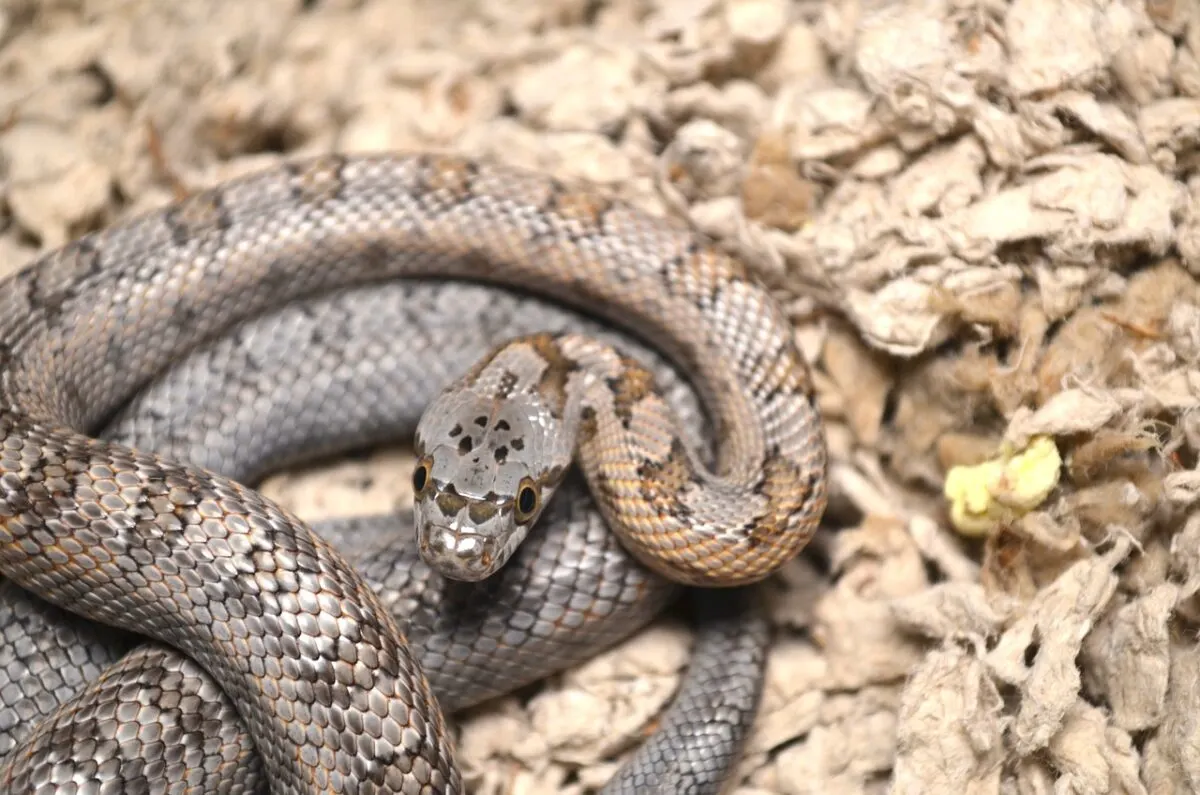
(0, 280), (768, 793)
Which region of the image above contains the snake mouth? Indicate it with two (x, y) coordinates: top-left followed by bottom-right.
(419, 524), (499, 582)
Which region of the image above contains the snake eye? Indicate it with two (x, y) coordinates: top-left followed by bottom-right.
(515, 478), (539, 523)
(413, 460), (431, 494)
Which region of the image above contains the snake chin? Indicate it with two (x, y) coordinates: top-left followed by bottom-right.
(412, 488), (535, 582)
(417, 520), (505, 582)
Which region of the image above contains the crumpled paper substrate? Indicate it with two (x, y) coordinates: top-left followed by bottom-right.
(1, 1), (1198, 792)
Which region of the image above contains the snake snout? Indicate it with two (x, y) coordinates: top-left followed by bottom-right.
(421, 524), (498, 582)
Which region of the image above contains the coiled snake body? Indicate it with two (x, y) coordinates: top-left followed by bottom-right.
(0, 153), (827, 793)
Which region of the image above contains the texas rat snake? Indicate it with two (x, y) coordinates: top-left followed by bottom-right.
(0, 153), (827, 793)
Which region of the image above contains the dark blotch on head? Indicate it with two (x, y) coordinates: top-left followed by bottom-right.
(449, 424), (463, 438)
(495, 419), (511, 432)
(474, 416), (488, 427)
(494, 446), (508, 464)
(511, 438), (524, 451)
(498, 370), (519, 396)
(458, 436), (473, 454)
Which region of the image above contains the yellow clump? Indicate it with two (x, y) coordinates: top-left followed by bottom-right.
(943, 435), (1063, 536)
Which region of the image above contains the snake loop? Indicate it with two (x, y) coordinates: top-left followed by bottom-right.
(0, 153), (827, 792)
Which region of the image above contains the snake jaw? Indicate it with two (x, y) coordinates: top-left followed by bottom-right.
(418, 521), (500, 582)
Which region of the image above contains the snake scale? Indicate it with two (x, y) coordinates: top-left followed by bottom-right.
(0, 153), (828, 793)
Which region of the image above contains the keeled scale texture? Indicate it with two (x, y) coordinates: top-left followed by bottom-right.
(0, 579), (136, 758)
(0, 153), (820, 792)
(0, 416), (457, 794)
(3, 640), (264, 795)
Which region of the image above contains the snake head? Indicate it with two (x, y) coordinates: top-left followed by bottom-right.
(412, 385), (569, 582)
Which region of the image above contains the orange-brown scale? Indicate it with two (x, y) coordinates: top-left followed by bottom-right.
(528, 334), (579, 413)
(748, 453), (818, 549)
(608, 359), (658, 428)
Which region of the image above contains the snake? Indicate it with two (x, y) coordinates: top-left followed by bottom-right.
(0, 152), (828, 793)
(0, 279), (762, 793)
